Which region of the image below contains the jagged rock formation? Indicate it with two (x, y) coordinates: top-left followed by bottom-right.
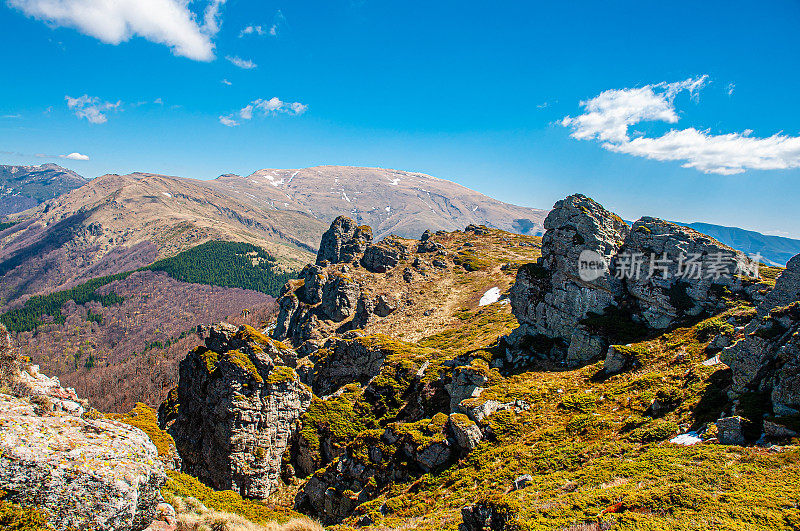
(274, 217), (416, 346)
(297, 335), (391, 396)
(722, 253), (800, 421)
(507, 194), (629, 365)
(360, 239), (408, 273)
(164, 323), (312, 498)
(623, 217), (747, 328)
(296, 412), (480, 525)
(316, 216), (373, 265)
(506, 194), (754, 367)
(0, 330), (166, 531)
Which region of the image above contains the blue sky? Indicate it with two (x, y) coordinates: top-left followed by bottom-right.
(2, 0), (800, 237)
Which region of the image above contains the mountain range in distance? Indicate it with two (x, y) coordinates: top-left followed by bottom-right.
(676, 222), (800, 267)
(206, 165), (548, 240)
(1, 163), (798, 291)
(0, 163), (86, 216)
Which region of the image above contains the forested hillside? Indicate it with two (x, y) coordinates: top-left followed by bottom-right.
(1, 241), (294, 333)
(144, 240), (294, 295)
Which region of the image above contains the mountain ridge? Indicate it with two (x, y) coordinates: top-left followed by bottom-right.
(0, 163), (86, 216)
(205, 165), (548, 240)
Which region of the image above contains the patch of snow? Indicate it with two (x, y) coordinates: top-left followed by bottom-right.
(162, 192), (172, 197)
(479, 287), (502, 306)
(385, 206), (391, 212)
(387, 177), (400, 186)
(287, 171), (299, 183)
(702, 355), (721, 366)
(472, 205), (479, 212)
(264, 173), (284, 187)
(342, 192), (351, 203)
(670, 432), (702, 446)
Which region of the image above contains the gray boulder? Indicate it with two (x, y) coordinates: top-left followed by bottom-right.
(507, 193), (756, 367)
(361, 241), (407, 273)
(722, 253), (800, 419)
(321, 272), (361, 322)
(0, 389), (165, 530)
(316, 216), (372, 265)
(623, 218), (744, 329)
(507, 194), (629, 365)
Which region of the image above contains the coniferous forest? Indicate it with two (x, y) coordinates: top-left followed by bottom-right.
(0, 240), (294, 333)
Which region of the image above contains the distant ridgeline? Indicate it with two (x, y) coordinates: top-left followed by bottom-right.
(0, 240), (294, 332)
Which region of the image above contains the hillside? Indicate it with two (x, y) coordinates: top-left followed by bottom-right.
(152, 196), (799, 531)
(0, 163), (86, 216)
(0, 239), (298, 412)
(205, 166), (547, 240)
(2, 194), (800, 530)
(8, 270), (276, 413)
(0, 171), (322, 306)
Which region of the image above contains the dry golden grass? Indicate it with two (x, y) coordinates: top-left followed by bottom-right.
(172, 496), (323, 531)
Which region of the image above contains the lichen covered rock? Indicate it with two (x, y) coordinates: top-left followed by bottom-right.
(166, 323), (312, 498)
(0, 394), (165, 531)
(507, 194), (629, 365)
(507, 193), (755, 367)
(722, 253), (800, 422)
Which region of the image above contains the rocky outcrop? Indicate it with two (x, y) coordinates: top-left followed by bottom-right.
(274, 217), (418, 346)
(321, 272), (361, 322)
(360, 239), (408, 273)
(316, 216), (372, 265)
(166, 323), (312, 498)
(722, 253), (800, 424)
(0, 332), (165, 530)
(506, 194), (756, 367)
(296, 412), (479, 524)
(298, 335), (392, 397)
(459, 501), (514, 531)
(506, 194), (629, 365)
(623, 218), (744, 328)
(0, 394), (166, 531)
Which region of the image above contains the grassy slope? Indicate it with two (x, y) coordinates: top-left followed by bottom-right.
(111, 227), (797, 531)
(334, 304), (800, 531)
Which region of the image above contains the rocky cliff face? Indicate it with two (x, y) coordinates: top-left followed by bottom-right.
(164, 323), (312, 498)
(507, 194), (757, 367)
(508, 194), (629, 365)
(0, 325), (167, 531)
(316, 216), (373, 265)
(722, 253), (800, 422)
(273, 217), (416, 347)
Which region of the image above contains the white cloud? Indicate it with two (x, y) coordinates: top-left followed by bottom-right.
(202, 0), (226, 35)
(60, 152), (89, 160)
(239, 10), (284, 38)
(219, 115), (239, 127)
(238, 25), (265, 37)
(727, 83), (735, 96)
(7, 0), (224, 61)
(221, 78), (232, 86)
(239, 104), (254, 120)
(65, 94), (121, 124)
(561, 76), (800, 175)
(226, 55), (257, 69)
(219, 97), (307, 126)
